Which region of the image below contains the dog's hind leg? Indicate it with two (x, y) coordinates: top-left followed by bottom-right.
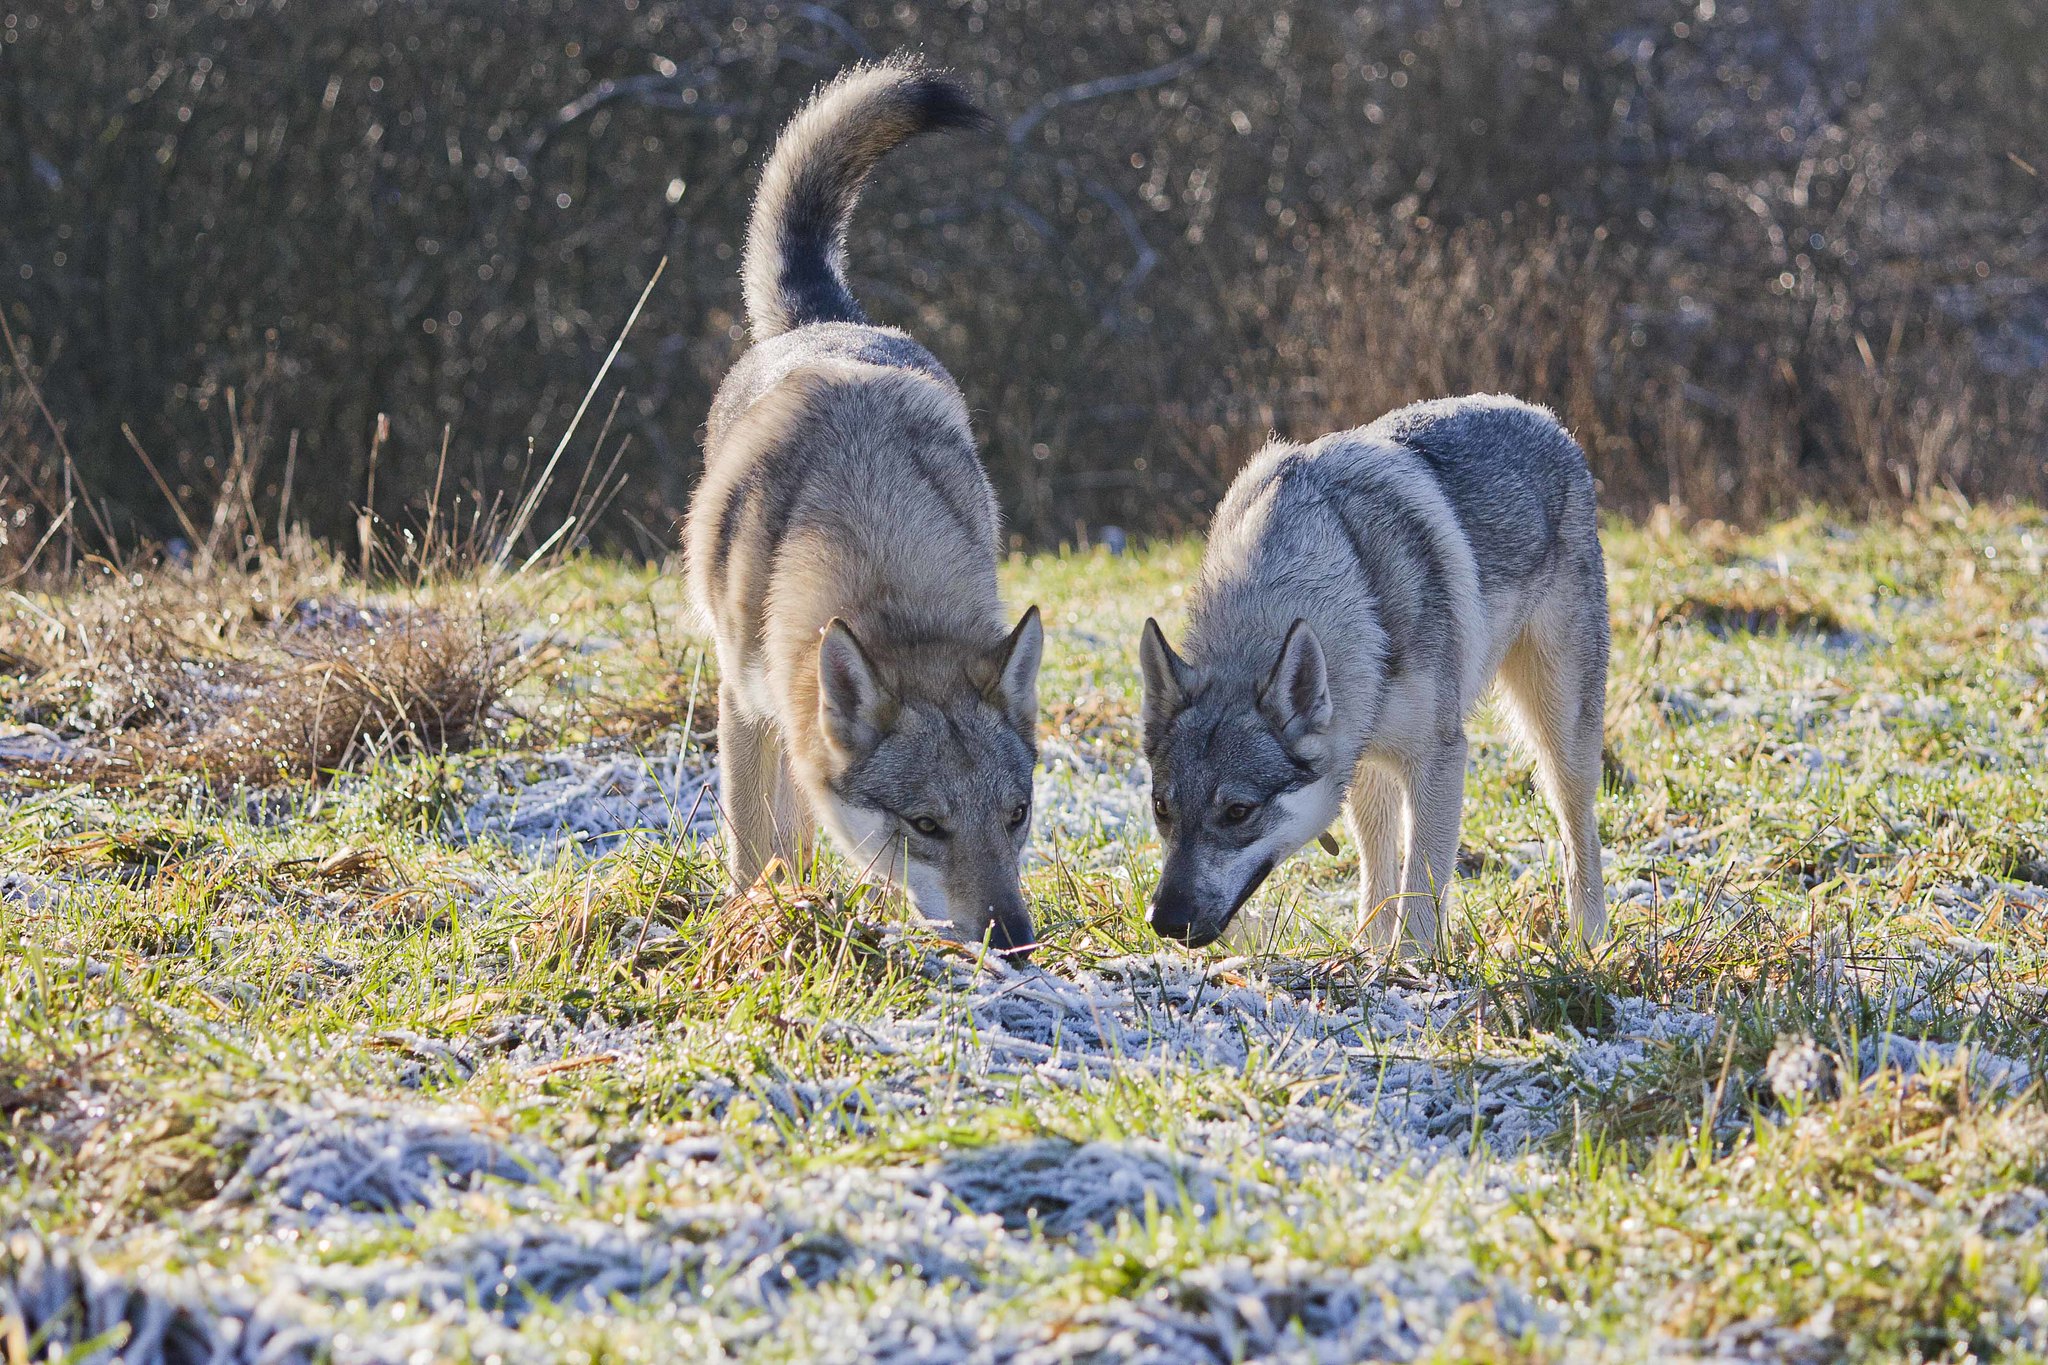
(1499, 598), (1609, 948)
(1346, 760), (1406, 949)
(1398, 732), (1469, 959)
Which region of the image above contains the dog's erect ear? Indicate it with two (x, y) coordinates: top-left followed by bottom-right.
(1139, 618), (1196, 743)
(986, 605), (1043, 735)
(818, 619), (892, 756)
(1258, 619), (1333, 750)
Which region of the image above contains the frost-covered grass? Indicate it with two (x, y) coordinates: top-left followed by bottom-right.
(5, 506), (2048, 1363)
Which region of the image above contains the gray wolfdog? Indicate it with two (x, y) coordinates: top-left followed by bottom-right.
(683, 59), (1043, 954)
(1139, 396), (1610, 954)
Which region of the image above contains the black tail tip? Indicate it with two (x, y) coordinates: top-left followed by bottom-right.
(902, 71), (993, 136)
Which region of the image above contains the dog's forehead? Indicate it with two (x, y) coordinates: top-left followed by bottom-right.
(1155, 695), (1293, 798)
(859, 699), (1032, 806)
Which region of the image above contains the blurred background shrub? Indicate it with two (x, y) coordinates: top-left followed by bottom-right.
(1, 0), (2043, 566)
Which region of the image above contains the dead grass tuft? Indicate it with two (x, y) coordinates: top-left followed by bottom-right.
(1662, 589), (1851, 643)
(140, 609), (509, 784)
(42, 822), (214, 874)
(2, 551), (523, 787)
(689, 864), (886, 990)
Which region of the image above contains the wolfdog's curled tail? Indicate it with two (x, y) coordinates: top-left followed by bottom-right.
(741, 59), (986, 342)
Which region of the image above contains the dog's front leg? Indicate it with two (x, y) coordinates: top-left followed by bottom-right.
(1346, 760), (1405, 949)
(1398, 733), (1469, 958)
(717, 684), (783, 887)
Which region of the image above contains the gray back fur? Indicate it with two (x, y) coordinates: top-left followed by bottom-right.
(1359, 395), (1595, 595)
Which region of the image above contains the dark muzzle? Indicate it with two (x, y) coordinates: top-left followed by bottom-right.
(1149, 855), (1275, 950)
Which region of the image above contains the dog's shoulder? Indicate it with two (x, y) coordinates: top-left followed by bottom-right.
(1357, 395), (1594, 594)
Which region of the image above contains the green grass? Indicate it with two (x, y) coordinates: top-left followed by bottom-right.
(3, 505), (2047, 1361)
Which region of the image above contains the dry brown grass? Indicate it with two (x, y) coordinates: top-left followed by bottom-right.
(1042, 690), (1134, 748)
(581, 665), (720, 746)
(1207, 218), (2042, 524)
(0, 546), (522, 788)
(688, 864), (887, 991)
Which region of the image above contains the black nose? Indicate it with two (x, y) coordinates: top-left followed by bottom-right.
(988, 908), (1036, 962)
(1148, 893), (1197, 944)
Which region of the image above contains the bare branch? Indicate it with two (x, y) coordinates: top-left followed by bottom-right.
(1083, 178), (1160, 326)
(524, 70), (737, 165)
(1007, 16), (1220, 145)
(796, 4), (877, 61)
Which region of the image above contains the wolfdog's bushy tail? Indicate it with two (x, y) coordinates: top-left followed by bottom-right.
(741, 57), (986, 342)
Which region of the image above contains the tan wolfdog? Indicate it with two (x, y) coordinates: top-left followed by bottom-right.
(684, 58), (1042, 954)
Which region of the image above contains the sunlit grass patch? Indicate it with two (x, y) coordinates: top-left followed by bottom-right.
(5, 507), (2048, 1360)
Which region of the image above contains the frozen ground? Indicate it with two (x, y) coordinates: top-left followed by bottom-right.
(5, 514), (2048, 1361)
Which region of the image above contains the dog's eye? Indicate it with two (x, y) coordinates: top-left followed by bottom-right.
(910, 816), (947, 838)
(1220, 803), (1254, 826)
(1152, 796), (1171, 823)
(1007, 802), (1029, 830)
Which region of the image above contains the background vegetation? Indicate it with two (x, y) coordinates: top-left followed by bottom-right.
(2, 0), (2044, 564)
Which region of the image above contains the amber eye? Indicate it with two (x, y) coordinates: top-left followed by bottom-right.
(910, 816), (946, 838)
(1220, 803), (1254, 826)
(1008, 802), (1029, 829)
(1152, 796), (1171, 823)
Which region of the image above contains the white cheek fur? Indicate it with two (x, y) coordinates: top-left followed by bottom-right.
(1204, 779), (1340, 905)
(903, 861), (952, 929)
(814, 800), (959, 928)
(1269, 779), (1341, 852)
(821, 802), (898, 881)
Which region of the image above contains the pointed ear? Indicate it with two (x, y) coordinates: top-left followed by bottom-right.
(817, 619), (891, 756)
(987, 605), (1042, 735)
(1139, 617), (1196, 746)
(1258, 619), (1332, 750)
